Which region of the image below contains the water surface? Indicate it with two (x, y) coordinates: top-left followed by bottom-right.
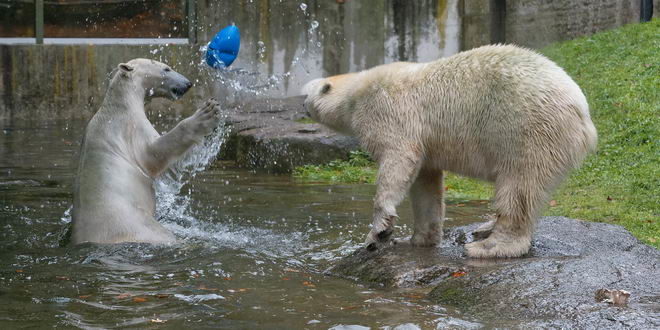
(0, 119), (490, 329)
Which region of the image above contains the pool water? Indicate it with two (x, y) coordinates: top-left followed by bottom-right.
(0, 119), (490, 329)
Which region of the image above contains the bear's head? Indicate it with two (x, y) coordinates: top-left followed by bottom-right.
(116, 58), (192, 101)
(302, 73), (357, 135)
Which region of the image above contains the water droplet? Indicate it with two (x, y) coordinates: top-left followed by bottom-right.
(299, 3), (307, 11)
(310, 20), (319, 29)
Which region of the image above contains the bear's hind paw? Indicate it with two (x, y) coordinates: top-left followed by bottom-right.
(465, 234), (531, 258)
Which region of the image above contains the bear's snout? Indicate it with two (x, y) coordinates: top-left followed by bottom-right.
(170, 78), (192, 99)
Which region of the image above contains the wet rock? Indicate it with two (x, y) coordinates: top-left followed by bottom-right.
(219, 96), (359, 173)
(328, 217), (660, 328)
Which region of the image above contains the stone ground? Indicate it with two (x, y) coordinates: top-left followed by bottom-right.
(328, 217), (660, 329)
(219, 96), (359, 173)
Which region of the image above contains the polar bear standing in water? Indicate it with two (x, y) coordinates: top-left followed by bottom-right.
(303, 45), (597, 258)
(72, 59), (220, 244)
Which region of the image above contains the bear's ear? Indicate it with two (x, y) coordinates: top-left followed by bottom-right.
(320, 83), (332, 94)
(118, 63), (134, 77)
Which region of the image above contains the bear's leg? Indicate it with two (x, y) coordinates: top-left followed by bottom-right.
(143, 99), (220, 176)
(410, 169), (445, 247)
(466, 177), (549, 258)
(365, 151), (422, 251)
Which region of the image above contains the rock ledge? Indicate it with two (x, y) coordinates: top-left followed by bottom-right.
(328, 217), (660, 328)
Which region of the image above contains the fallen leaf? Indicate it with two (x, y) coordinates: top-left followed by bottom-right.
(150, 318), (166, 324)
(282, 277), (290, 281)
(444, 185), (451, 191)
(223, 277), (232, 281)
(115, 293), (131, 299)
(340, 305), (359, 310)
(595, 289), (630, 306)
(456, 203), (465, 207)
(283, 268), (300, 273)
(155, 294), (170, 299)
(132, 297), (147, 303)
(15, 270), (23, 273)
(607, 196), (613, 201)
(197, 285), (219, 291)
(56, 276), (69, 280)
(451, 271), (467, 278)
(302, 281), (316, 288)
(549, 200), (557, 207)
(78, 295), (91, 299)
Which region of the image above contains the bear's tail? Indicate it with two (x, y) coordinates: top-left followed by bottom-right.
(583, 116), (598, 154)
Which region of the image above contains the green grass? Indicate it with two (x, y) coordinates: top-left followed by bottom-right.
(293, 20), (659, 247)
(295, 117), (317, 124)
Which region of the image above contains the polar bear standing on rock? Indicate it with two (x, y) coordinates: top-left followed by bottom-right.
(302, 45), (597, 258)
(72, 58), (221, 244)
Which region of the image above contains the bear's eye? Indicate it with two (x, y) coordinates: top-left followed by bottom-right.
(321, 83), (331, 94)
(164, 67), (171, 72)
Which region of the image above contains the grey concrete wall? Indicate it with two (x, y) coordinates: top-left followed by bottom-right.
(460, 0), (652, 50)
(503, 0), (642, 49)
(0, 44), (208, 120)
(0, 0), (653, 120)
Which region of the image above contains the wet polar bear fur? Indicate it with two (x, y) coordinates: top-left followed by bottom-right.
(72, 58), (221, 244)
(303, 45), (597, 258)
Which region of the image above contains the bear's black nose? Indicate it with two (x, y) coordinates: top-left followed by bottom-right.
(186, 81), (193, 89)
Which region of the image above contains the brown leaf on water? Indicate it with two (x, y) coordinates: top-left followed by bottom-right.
(302, 281), (316, 288)
(451, 271), (467, 278)
(155, 294), (170, 299)
(283, 268), (300, 273)
(281, 277), (290, 281)
(549, 200), (557, 207)
(78, 295), (91, 299)
(197, 285), (219, 291)
(340, 305), (359, 310)
(15, 270), (23, 273)
(56, 276), (69, 280)
(115, 293), (131, 299)
(132, 297), (148, 303)
(238, 288), (248, 292)
(456, 203), (465, 207)
(223, 277), (232, 281)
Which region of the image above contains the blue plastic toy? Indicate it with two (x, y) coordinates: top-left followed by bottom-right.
(206, 24), (240, 68)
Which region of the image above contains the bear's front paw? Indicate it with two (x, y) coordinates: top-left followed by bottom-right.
(186, 98), (221, 138)
(364, 227), (394, 251)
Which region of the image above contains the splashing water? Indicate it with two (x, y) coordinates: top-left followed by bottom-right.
(141, 6), (327, 245)
(154, 119), (229, 234)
